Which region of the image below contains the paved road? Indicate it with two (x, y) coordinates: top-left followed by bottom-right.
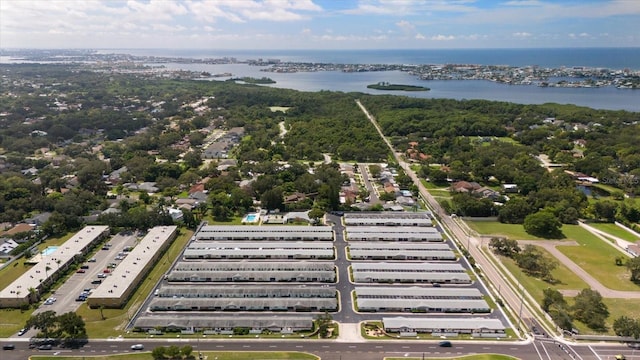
(355, 99), (542, 337)
(0, 338), (596, 360)
(2, 338), (637, 360)
(358, 163), (381, 204)
(579, 221), (635, 256)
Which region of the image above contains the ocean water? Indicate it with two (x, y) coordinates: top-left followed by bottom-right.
(7, 48), (640, 111)
(157, 61), (640, 111)
(111, 48), (640, 69)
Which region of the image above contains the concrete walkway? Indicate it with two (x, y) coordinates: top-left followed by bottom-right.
(578, 221), (635, 256)
(518, 240), (640, 298)
(338, 322), (365, 342)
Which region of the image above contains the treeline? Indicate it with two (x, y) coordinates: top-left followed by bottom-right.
(362, 96), (640, 194)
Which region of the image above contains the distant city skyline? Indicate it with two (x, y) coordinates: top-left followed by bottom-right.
(1, 0), (639, 50)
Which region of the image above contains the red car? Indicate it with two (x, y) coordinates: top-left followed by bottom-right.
(103, 269), (110, 273)
(76, 269), (85, 273)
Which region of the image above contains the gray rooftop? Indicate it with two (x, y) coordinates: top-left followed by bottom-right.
(89, 226), (177, 301)
(346, 226), (439, 234)
(168, 270), (335, 282)
(149, 297), (337, 311)
(195, 225), (334, 241)
(352, 271), (471, 283)
(157, 285), (336, 298)
(355, 286), (483, 299)
(357, 298), (489, 312)
(174, 261), (334, 272)
(188, 241), (332, 250)
(347, 231), (442, 242)
(349, 249), (454, 260)
(184, 241), (334, 259)
(383, 317), (505, 331)
(0, 226), (109, 302)
(344, 212), (432, 220)
(351, 262), (466, 272)
(348, 242), (451, 251)
(134, 315), (314, 330)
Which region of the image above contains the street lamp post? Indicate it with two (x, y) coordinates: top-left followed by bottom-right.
(517, 282), (525, 337)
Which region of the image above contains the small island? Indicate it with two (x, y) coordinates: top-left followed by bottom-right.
(228, 76), (276, 84)
(367, 82), (430, 91)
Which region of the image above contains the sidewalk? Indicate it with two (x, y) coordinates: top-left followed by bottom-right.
(337, 323), (365, 343)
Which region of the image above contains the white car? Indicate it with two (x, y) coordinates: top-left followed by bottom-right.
(131, 344), (144, 350)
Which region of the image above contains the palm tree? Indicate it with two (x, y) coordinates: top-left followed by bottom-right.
(28, 287), (38, 304)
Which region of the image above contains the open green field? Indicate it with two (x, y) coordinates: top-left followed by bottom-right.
(0, 307), (34, 337)
(204, 215), (245, 225)
(568, 297), (640, 336)
(497, 247), (589, 303)
(76, 229), (194, 338)
(467, 221), (545, 240)
(588, 222), (640, 242)
(32, 351), (318, 360)
(421, 179), (450, 191)
(556, 226), (638, 291)
(387, 355), (519, 360)
(491, 249), (639, 335)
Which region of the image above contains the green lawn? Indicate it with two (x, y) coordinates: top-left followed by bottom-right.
(76, 229), (194, 337)
(556, 226), (638, 291)
(467, 221), (545, 240)
(420, 178), (450, 191)
(31, 351), (318, 360)
(387, 355), (519, 360)
(204, 215), (245, 225)
(0, 307), (34, 337)
(588, 222), (640, 242)
(497, 248), (589, 303)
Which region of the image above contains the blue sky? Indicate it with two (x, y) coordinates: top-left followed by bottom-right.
(1, 0), (639, 49)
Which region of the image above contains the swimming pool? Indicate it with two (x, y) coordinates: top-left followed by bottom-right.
(242, 213), (259, 223)
(41, 246), (59, 256)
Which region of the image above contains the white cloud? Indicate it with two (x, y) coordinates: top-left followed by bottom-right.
(396, 20), (415, 32)
(344, 0), (475, 16)
(503, 0), (542, 6)
(513, 32), (532, 38)
(415, 33), (426, 40)
(431, 34), (456, 41)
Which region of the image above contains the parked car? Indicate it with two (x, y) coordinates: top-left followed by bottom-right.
(97, 273), (106, 278)
(91, 279), (102, 284)
(131, 344), (144, 350)
(17, 328), (27, 336)
(88, 258), (96, 262)
(76, 269), (85, 274)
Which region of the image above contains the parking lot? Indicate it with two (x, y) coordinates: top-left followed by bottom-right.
(17, 232), (139, 338)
